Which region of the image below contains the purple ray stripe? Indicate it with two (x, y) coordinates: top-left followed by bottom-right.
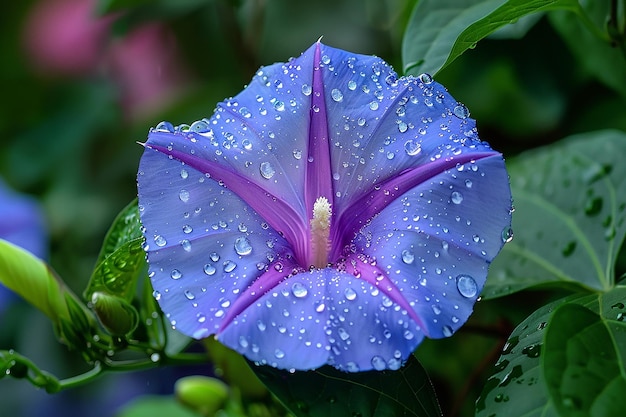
(145, 139), (309, 264)
(305, 42), (334, 266)
(342, 253), (427, 330)
(330, 152), (502, 260)
(216, 257), (301, 334)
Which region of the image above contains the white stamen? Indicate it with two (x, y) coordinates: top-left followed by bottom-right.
(310, 196), (331, 268)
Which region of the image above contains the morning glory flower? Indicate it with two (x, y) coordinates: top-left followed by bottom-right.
(137, 41), (512, 372)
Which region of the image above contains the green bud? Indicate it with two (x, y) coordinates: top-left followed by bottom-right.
(0, 239), (69, 322)
(90, 292), (139, 336)
(175, 375), (229, 417)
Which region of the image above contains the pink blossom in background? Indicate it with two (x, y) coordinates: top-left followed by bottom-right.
(23, 0), (113, 76)
(107, 23), (190, 119)
(22, 0), (189, 118)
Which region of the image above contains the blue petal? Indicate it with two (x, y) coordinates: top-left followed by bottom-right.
(217, 267), (423, 372)
(138, 145), (294, 338)
(353, 153), (512, 338)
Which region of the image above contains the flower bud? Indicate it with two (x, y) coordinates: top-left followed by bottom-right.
(175, 375), (229, 416)
(90, 291), (139, 336)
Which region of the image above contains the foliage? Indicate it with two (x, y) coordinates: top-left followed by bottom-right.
(1, 0), (626, 416)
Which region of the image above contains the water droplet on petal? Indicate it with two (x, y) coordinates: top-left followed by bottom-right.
(419, 73), (433, 84)
(347, 80), (357, 90)
(453, 103), (470, 119)
(234, 236), (252, 256)
(501, 226), (514, 243)
(404, 140), (422, 156)
(260, 161), (276, 179)
(331, 88), (343, 102)
(275, 349), (285, 359)
(203, 263), (216, 276)
(179, 189), (190, 202)
(442, 325), (453, 337)
(344, 287), (357, 301)
(371, 355), (386, 371)
(184, 290), (195, 300)
(451, 191), (463, 204)
(456, 274), (478, 298)
(292, 282), (308, 298)
(242, 139), (253, 150)
(369, 101), (379, 111)
(301, 84), (312, 96)
(181, 239), (192, 252)
(223, 260), (237, 273)
(170, 269), (182, 280)
(154, 235), (167, 247)
(210, 252), (220, 262)
(401, 249), (415, 264)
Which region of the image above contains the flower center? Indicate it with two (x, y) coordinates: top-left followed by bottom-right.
(310, 196), (332, 268)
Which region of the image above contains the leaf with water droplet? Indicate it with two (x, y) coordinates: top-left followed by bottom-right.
(84, 199), (147, 303)
(252, 354), (441, 417)
(477, 286), (626, 417)
(485, 130), (626, 298)
(543, 290), (626, 417)
(402, 0), (581, 76)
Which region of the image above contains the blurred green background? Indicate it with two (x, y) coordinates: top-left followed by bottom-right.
(2, 0), (626, 416)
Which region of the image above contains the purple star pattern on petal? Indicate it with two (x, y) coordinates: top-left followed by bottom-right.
(137, 41), (512, 372)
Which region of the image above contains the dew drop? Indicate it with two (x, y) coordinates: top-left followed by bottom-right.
(242, 139), (253, 150)
(442, 325), (453, 337)
(501, 226), (514, 243)
(179, 189), (190, 202)
(154, 235), (167, 247)
(223, 260), (237, 273)
(419, 73), (433, 84)
(260, 161), (276, 179)
(451, 191), (463, 204)
(203, 263), (216, 276)
(315, 301), (326, 313)
(404, 140), (422, 156)
(182, 225), (193, 234)
(456, 274), (478, 298)
(274, 101), (285, 111)
(210, 252), (220, 262)
(347, 80), (357, 90)
(371, 355), (386, 371)
(401, 249), (415, 264)
(453, 103), (470, 119)
(331, 88), (344, 102)
(180, 169), (188, 179)
(184, 290), (195, 300)
(369, 101), (379, 111)
(275, 349), (285, 359)
(293, 149), (302, 160)
(292, 282), (308, 298)
(181, 239), (192, 252)
(344, 287), (357, 301)
(234, 236), (253, 256)
(170, 269), (182, 280)
(301, 84), (312, 96)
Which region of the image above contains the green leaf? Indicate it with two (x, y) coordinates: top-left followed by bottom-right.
(477, 287), (626, 417)
(544, 301), (626, 417)
(252, 355), (441, 417)
(485, 130), (626, 298)
(402, 0), (581, 76)
(84, 199), (147, 302)
(549, 0), (626, 97)
(476, 296), (567, 417)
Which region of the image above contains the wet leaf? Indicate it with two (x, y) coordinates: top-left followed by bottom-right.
(477, 286), (626, 417)
(252, 355), (441, 417)
(402, 0), (580, 76)
(544, 295), (626, 417)
(84, 199), (147, 302)
(485, 130), (626, 298)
